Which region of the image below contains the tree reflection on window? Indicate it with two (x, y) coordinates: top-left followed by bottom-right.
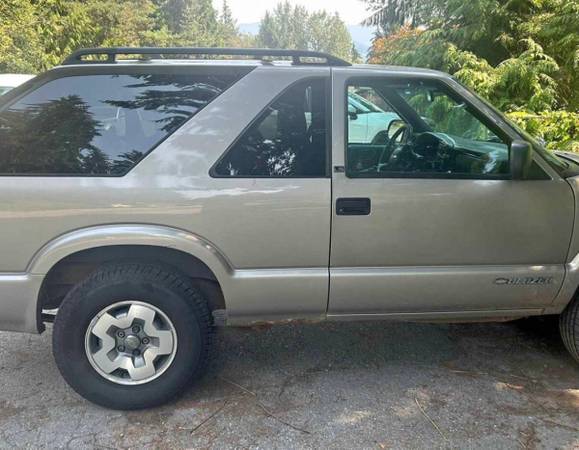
(0, 71), (246, 175)
(213, 78), (328, 177)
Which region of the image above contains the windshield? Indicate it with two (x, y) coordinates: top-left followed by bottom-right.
(392, 82), (503, 144)
(0, 87), (12, 96)
(451, 78), (569, 173)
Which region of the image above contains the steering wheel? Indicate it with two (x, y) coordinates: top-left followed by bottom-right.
(378, 124), (408, 170)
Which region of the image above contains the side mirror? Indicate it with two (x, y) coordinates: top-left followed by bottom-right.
(348, 105), (358, 121)
(387, 119), (406, 140)
(510, 140), (533, 180)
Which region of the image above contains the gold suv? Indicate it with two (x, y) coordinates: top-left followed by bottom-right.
(1, 47), (578, 409)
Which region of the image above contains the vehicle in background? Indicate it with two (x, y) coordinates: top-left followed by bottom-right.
(348, 91), (400, 143)
(0, 74), (35, 95)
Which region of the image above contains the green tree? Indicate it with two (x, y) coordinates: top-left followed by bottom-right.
(366, 0), (579, 112)
(526, 0), (579, 110)
(257, 1), (357, 62)
(82, 0), (158, 47)
(0, 0), (46, 72)
(307, 11), (354, 60)
(158, 0), (190, 33)
(0, 0), (160, 73)
(0, 0), (249, 73)
(351, 44), (362, 64)
(0, 0), (94, 72)
(363, 0), (430, 33)
(258, 3), (309, 51)
(180, 0), (218, 40)
(156, 0), (239, 46)
(365, 0), (579, 149)
(219, 0), (237, 43)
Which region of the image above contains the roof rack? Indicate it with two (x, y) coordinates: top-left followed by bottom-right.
(62, 47), (351, 67)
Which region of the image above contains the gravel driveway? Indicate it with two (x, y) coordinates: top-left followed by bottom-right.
(0, 317), (578, 449)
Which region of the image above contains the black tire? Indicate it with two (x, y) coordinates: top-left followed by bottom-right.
(52, 262), (213, 410)
(560, 297), (579, 364)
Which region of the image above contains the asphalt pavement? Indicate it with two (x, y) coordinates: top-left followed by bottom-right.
(0, 317), (578, 449)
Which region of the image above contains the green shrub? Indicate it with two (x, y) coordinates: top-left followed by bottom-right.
(507, 111), (579, 152)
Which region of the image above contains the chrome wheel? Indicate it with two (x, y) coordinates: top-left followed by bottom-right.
(84, 301), (177, 385)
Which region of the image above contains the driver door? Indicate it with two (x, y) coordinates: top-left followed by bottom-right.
(328, 70), (574, 317)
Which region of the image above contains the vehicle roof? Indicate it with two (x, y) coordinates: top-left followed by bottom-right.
(0, 74), (35, 87)
(349, 63), (449, 77)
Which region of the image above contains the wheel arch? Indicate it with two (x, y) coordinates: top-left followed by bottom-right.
(33, 225), (232, 322)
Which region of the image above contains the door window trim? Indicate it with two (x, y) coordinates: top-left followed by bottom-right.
(344, 76), (515, 180)
(209, 76), (332, 179)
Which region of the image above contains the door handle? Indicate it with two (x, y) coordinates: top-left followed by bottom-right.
(336, 198), (371, 216)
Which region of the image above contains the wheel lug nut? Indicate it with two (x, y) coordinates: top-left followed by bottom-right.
(133, 349), (141, 356)
(117, 331), (125, 338)
(141, 337), (150, 345)
(117, 345), (125, 352)
(132, 325), (140, 333)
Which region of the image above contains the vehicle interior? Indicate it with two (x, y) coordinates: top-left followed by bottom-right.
(347, 80), (510, 178)
(213, 78), (327, 177)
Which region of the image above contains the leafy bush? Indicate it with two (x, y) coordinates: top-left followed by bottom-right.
(365, 0), (579, 153)
(507, 111), (579, 152)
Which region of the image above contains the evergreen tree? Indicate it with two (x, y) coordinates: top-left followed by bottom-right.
(219, 0), (236, 30)
(219, 0), (238, 43)
(351, 44), (362, 64)
(160, 0), (188, 33)
(365, 0), (579, 112)
(257, 1), (355, 62)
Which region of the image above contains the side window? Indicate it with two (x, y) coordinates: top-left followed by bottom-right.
(0, 70), (249, 175)
(346, 79), (510, 178)
(348, 87), (401, 146)
(213, 78), (328, 177)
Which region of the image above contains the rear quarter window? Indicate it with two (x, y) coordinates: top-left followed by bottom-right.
(0, 68), (251, 176)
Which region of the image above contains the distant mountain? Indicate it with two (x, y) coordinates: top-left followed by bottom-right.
(238, 22), (376, 59)
(238, 22), (260, 35)
(348, 24), (376, 58)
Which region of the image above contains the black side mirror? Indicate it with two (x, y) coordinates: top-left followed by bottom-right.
(510, 140), (533, 180)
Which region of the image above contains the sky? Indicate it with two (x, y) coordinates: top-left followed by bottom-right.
(212, 0), (370, 25)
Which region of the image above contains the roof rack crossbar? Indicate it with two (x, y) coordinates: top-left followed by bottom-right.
(62, 47), (351, 67)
